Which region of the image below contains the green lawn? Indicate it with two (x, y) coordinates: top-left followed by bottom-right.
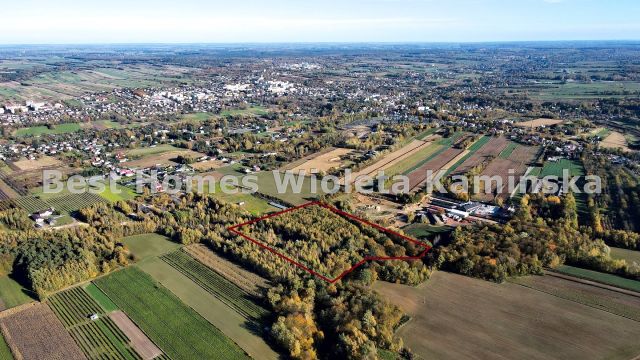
(0, 275), (35, 309)
(121, 233), (180, 260)
(84, 283), (119, 312)
(383, 143), (443, 177)
(554, 265), (640, 292)
(250, 171), (326, 205)
(609, 247), (640, 265)
(539, 159), (584, 178)
(180, 112), (214, 122)
(95, 267), (249, 360)
(14, 123), (82, 137)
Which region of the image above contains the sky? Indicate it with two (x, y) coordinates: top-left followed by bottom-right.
(0, 0), (638, 44)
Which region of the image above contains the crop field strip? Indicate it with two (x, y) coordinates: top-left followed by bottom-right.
(184, 244), (269, 297)
(444, 135), (492, 176)
(48, 286), (143, 360)
(402, 132), (465, 176)
(498, 142), (519, 159)
(95, 267), (249, 360)
(12, 192), (106, 214)
(161, 250), (268, 320)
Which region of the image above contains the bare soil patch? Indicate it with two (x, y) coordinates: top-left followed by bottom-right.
(407, 148), (464, 192)
(374, 271), (640, 360)
(452, 136), (509, 175)
(11, 156), (62, 171)
(515, 118), (564, 127)
(110, 310), (163, 360)
(600, 132), (631, 152)
(283, 147), (353, 174)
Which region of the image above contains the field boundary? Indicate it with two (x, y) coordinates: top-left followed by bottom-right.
(228, 201), (431, 283)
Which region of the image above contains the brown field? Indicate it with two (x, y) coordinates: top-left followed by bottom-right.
(600, 132), (631, 152)
(110, 310), (163, 360)
(190, 159), (225, 171)
(0, 303), (86, 360)
(452, 136), (509, 175)
(476, 145), (538, 202)
(373, 271), (640, 360)
(509, 273), (640, 322)
(407, 148), (464, 192)
(340, 138), (438, 186)
(184, 244), (270, 297)
(515, 118), (565, 128)
(10, 156), (62, 171)
(283, 147), (353, 174)
(125, 150), (205, 168)
(0, 178), (20, 200)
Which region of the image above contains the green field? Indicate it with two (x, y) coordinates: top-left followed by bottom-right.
(220, 106), (267, 117)
(554, 265), (640, 292)
(539, 158), (585, 178)
(498, 142), (519, 159)
(137, 257), (278, 360)
(121, 233), (180, 260)
(161, 251), (268, 320)
(0, 275), (34, 309)
(98, 183), (138, 202)
(14, 193), (106, 214)
(126, 144), (180, 157)
(180, 112), (214, 122)
(249, 171), (326, 205)
(401, 223), (452, 240)
(205, 183), (278, 215)
(610, 247), (640, 264)
(95, 267), (249, 360)
(48, 286), (140, 359)
(84, 283), (119, 312)
(45, 193), (106, 213)
(0, 333), (12, 360)
(14, 123), (82, 137)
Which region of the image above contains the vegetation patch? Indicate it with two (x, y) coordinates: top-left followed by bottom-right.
(95, 267), (249, 360)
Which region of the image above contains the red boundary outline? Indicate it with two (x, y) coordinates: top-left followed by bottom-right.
(228, 201), (433, 283)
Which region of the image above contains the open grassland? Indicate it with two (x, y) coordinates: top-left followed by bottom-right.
(610, 247), (640, 265)
(514, 118), (564, 127)
(374, 271), (640, 360)
(95, 267), (249, 360)
(205, 182), (278, 215)
(220, 106), (268, 117)
(0, 275), (34, 310)
(401, 223), (452, 240)
(84, 283), (118, 313)
(125, 149), (205, 168)
(383, 142), (443, 178)
(98, 184), (138, 202)
(509, 274), (640, 322)
(161, 250), (268, 320)
(48, 286), (143, 360)
(282, 147), (353, 174)
(121, 233), (180, 261)
(184, 244), (270, 297)
(553, 265), (640, 293)
(14, 123), (82, 137)
(251, 171), (325, 205)
(0, 303), (86, 360)
(135, 259), (277, 360)
(125, 144), (179, 157)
